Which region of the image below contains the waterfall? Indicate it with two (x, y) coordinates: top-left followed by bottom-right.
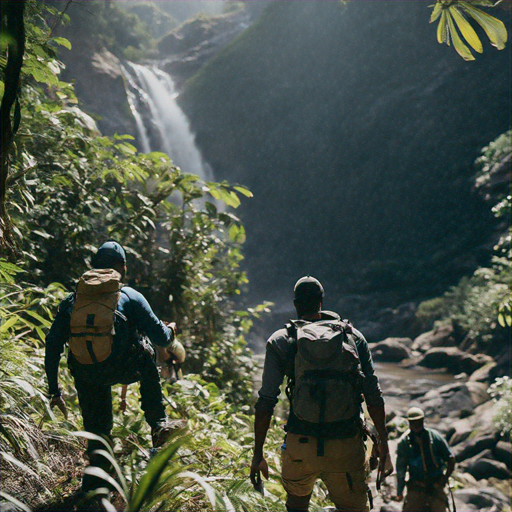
(122, 62), (213, 182)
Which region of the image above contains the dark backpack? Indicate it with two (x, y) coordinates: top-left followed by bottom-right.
(286, 318), (364, 425)
(69, 269), (123, 364)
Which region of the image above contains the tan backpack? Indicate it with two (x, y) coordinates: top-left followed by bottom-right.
(69, 269), (122, 364)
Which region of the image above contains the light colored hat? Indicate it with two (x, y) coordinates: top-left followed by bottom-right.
(407, 407), (425, 421)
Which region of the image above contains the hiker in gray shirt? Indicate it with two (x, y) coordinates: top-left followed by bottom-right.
(251, 276), (390, 512)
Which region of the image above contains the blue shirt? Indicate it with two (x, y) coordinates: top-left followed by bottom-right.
(45, 286), (174, 395)
(396, 427), (454, 495)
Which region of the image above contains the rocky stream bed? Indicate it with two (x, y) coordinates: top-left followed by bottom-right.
(254, 323), (511, 512)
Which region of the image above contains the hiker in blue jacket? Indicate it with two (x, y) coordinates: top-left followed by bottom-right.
(45, 241), (185, 491)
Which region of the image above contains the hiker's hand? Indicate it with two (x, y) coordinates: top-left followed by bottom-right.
(376, 439), (390, 488)
(250, 454), (269, 486)
(394, 494), (403, 502)
(50, 395), (68, 419)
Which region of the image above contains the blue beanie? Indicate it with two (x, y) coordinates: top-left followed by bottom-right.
(91, 241), (126, 269)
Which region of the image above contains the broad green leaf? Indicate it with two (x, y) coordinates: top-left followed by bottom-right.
(447, 11), (475, 60)
(228, 224), (246, 244)
(450, 5), (483, 53)
(52, 36), (72, 50)
(460, 1), (508, 50)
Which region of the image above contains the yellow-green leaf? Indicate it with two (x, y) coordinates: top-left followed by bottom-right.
(52, 37), (72, 50)
(0, 316), (19, 333)
(430, 2), (443, 23)
(447, 11), (476, 60)
(460, 1), (508, 50)
(437, 9), (449, 44)
(450, 5), (483, 53)
(233, 186), (253, 198)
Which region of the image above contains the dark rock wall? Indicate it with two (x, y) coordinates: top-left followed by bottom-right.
(179, 1), (511, 306)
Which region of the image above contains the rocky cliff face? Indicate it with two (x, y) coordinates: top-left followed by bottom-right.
(178, 1), (511, 311)
(52, 11), (137, 140)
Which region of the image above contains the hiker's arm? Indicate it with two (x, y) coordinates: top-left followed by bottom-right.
(355, 332), (390, 481)
(252, 339), (286, 477)
(126, 288), (174, 347)
(354, 331), (385, 412)
(443, 456), (456, 484)
(45, 295), (73, 396)
(252, 407), (272, 465)
(395, 440), (408, 498)
(436, 431), (456, 484)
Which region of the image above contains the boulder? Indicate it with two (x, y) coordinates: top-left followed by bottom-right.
(418, 381), (489, 419)
(418, 347), (491, 375)
(369, 338), (412, 362)
(452, 434), (497, 462)
(412, 323), (458, 352)
(454, 487), (510, 511)
(449, 400), (498, 445)
(469, 361), (498, 383)
(465, 457), (511, 480)
(493, 441), (512, 469)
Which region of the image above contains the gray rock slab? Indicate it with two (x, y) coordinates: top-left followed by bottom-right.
(454, 486), (510, 511)
(454, 434), (497, 462)
(465, 457), (511, 480)
(412, 324), (458, 352)
(493, 441), (512, 470)
(418, 381), (489, 419)
(369, 339), (412, 362)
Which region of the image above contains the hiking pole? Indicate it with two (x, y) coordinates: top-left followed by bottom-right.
(448, 480), (457, 512)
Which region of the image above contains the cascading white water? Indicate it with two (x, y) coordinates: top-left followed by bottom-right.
(122, 62), (213, 181)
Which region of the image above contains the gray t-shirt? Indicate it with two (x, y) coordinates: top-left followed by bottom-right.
(256, 311), (385, 438)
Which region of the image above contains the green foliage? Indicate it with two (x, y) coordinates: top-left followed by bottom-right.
(416, 130), (511, 348)
(488, 376), (511, 439)
(430, 0), (508, 60)
(119, 2), (178, 40)
(4, 4), (258, 399)
(61, 0), (156, 61)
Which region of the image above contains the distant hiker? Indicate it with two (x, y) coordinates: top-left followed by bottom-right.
(251, 276), (390, 512)
(45, 241), (186, 491)
(395, 407), (456, 512)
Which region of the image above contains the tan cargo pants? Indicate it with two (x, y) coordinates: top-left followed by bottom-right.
(281, 432), (370, 512)
(403, 482), (448, 512)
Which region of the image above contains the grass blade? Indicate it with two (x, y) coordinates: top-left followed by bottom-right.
(0, 491), (31, 512)
(128, 434), (185, 512)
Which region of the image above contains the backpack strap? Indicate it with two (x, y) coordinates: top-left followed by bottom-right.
(284, 322), (298, 403)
